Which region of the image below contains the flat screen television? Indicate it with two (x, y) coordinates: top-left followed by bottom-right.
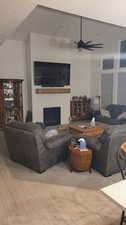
(34, 61), (70, 87)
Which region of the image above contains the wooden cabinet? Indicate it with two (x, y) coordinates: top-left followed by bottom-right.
(70, 96), (91, 120)
(0, 79), (23, 125)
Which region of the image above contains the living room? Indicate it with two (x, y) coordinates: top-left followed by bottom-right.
(1, 1), (126, 225)
(1, 6), (126, 124)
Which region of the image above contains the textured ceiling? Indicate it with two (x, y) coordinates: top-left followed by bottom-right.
(1, 0), (126, 45)
(10, 6), (126, 44)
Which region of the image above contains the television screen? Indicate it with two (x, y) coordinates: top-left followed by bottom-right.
(34, 61), (70, 87)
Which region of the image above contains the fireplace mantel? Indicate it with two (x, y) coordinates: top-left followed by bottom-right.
(36, 88), (71, 94)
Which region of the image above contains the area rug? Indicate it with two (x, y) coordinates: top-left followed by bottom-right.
(0, 131), (122, 225)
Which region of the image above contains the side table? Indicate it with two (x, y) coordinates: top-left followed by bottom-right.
(68, 144), (92, 172)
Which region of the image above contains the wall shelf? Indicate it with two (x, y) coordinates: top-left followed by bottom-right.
(36, 88), (71, 94)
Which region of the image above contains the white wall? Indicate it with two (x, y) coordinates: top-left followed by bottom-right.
(70, 56), (91, 96)
(0, 40), (25, 77)
(90, 54), (101, 97)
(29, 33), (91, 123)
(25, 36), (32, 112)
(0, 40), (27, 119)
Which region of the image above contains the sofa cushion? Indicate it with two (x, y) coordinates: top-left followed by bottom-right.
(6, 122), (41, 132)
(117, 112), (126, 120)
(36, 122), (46, 129)
(95, 115), (126, 125)
(101, 109), (111, 118)
(5, 122), (48, 143)
(44, 131), (72, 149)
(106, 104), (126, 119)
(45, 129), (58, 139)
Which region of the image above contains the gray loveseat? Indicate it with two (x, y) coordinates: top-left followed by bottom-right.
(95, 104), (126, 125)
(4, 122), (72, 173)
(84, 124), (126, 176)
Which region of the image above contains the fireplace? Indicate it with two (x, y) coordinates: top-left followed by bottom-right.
(43, 107), (61, 126)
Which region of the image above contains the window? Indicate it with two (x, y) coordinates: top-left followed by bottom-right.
(101, 73), (113, 108)
(102, 58), (114, 70)
(101, 40), (126, 107)
(120, 40), (126, 67)
(117, 72), (126, 104)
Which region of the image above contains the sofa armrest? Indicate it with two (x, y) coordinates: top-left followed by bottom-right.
(83, 135), (102, 151)
(44, 132), (72, 149)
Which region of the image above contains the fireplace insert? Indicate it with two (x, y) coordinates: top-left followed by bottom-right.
(43, 107), (61, 126)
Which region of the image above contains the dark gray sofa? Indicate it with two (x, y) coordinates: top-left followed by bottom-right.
(4, 122), (72, 173)
(95, 104), (126, 125)
(84, 124), (126, 176)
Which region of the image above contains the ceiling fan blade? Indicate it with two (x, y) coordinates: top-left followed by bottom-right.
(91, 43), (103, 46)
(85, 48), (94, 51)
(91, 45), (103, 48)
(85, 43), (103, 48)
(78, 44), (94, 50)
(93, 45), (103, 48)
(84, 40), (93, 45)
(82, 47), (94, 51)
(92, 43), (103, 46)
(74, 16), (104, 51)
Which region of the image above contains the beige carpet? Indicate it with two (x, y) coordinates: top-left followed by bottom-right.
(0, 131), (122, 225)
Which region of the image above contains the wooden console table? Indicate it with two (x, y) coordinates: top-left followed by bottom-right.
(69, 122), (111, 136)
(69, 124), (104, 136)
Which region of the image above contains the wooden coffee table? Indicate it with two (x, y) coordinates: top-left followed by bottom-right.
(69, 122), (110, 136)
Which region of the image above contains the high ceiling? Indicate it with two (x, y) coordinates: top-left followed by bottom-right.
(1, 0), (126, 45)
(9, 6), (126, 47)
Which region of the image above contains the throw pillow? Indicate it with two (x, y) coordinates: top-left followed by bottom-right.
(45, 129), (58, 139)
(36, 122), (46, 129)
(117, 112), (126, 120)
(106, 104), (126, 119)
(101, 109), (111, 118)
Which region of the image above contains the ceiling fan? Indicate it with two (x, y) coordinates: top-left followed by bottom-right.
(74, 16), (103, 51)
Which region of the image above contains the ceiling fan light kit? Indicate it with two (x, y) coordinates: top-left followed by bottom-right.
(75, 16), (103, 51)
